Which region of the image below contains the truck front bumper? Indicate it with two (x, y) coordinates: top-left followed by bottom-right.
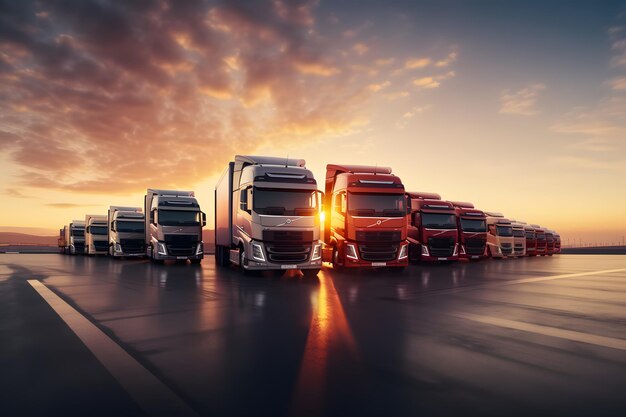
(152, 241), (204, 261)
(242, 240), (322, 270)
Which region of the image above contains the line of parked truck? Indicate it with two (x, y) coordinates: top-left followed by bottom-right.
(57, 155), (561, 276)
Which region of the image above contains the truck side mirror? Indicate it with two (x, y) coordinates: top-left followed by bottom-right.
(110, 221), (115, 232)
(406, 196), (412, 215)
(86, 226), (90, 233)
(412, 213), (420, 226)
(151, 209), (157, 225)
(317, 190), (324, 213)
(201, 212), (206, 227)
(341, 193), (347, 214)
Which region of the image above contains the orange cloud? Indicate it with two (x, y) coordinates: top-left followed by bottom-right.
(404, 57), (431, 69)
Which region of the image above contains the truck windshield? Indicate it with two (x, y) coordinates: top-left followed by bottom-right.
(348, 193), (405, 217)
(525, 231), (535, 239)
(72, 229), (84, 237)
(496, 226), (513, 236)
(253, 189), (317, 216)
(117, 221), (144, 233)
(513, 229), (525, 237)
(422, 213), (457, 228)
(536, 233), (546, 240)
(460, 218), (486, 232)
(158, 210), (200, 226)
(90, 226), (108, 235)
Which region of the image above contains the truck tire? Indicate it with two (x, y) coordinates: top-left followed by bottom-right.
(215, 245), (230, 267)
(332, 247), (344, 272)
(190, 259), (202, 264)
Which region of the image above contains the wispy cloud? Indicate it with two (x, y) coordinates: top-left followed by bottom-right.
(45, 203), (97, 209)
(607, 76), (626, 90)
(412, 71), (455, 89)
(499, 83), (546, 116)
(404, 57), (431, 69)
(435, 51), (457, 68)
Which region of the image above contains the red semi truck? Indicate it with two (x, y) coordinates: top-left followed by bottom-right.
(545, 230), (556, 256)
(524, 224), (537, 256)
(406, 192), (459, 262)
(533, 225), (547, 255)
(322, 164), (409, 270)
(450, 201), (488, 260)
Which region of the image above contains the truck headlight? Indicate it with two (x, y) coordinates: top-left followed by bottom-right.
(195, 242), (203, 256)
(453, 243), (458, 257)
(497, 246), (502, 254)
(251, 242), (265, 261)
(345, 243), (359, 260)
(115, 243), (122, 253)
(311, 243), (321, 261)
(421, 244), (429, 256)
(460, 244), (466, 255)
(398, 244), (408, 260)
(157, 242), (167, 255)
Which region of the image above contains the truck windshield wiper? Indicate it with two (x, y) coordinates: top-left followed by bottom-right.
(353, 209), (375, 216)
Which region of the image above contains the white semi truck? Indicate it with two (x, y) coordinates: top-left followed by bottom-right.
(68, 220), (86, 255)
(85, 215), (108, 255)
(484, 212), (514, 259)
(144, 189), (205, 264)
(214, 155), (323, 277)
(108, 206), (145, 258)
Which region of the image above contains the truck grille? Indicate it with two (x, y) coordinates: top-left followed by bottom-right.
(265, 243), (310, 263)
(164, 234), (198, 256)
(465, 238), (486, 255)
(355, 231), (401, 243)
(428, 237), (455, 257)
(93, 241), (108, 251)
(120, 239), (145, 254)
(514, 244), (524, 254)
(358, 243), (399, 262)
(501, 242), (513, 255)
(263, 230), (313, 242)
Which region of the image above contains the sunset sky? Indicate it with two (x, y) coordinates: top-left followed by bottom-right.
(1, 0), (625, 245)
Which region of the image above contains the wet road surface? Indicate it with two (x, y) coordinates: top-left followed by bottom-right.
(1, 255), (626, 416)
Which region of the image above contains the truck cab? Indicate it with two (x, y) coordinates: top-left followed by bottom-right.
(545, 230), (555, 256)
(485, 212), (514, 258)
(407, 193), (459, 262)
(533, 225), (547, 255)
(85, 215), (108, 255)
(524, 224), (537, 256)
(323, 165), (408, 269)
(554, 232), (561, 254)
(108, 206), (145, 257)
(451, 201), (487, 260)
(511, 221), (527, 257)
(68, 221), (85, 255)
(58, 227), (67, 254)
(215, 155), (322, 276)
(145, 189), (205, 263)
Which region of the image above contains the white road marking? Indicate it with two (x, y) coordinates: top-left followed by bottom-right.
(456, 312), (626, 351)
(415, 268), (626, 298)
(27, 280), (198, 417)
(501, 268), (626, 286)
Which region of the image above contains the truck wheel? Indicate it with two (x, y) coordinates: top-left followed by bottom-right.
(332, 247), (344, 272)
(302, 269), (320, 279)
(190, 259), (202, 264)
(240, 249), (252, 275)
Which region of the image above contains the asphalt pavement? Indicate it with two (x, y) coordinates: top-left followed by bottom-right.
(1, 254), (626, 416)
